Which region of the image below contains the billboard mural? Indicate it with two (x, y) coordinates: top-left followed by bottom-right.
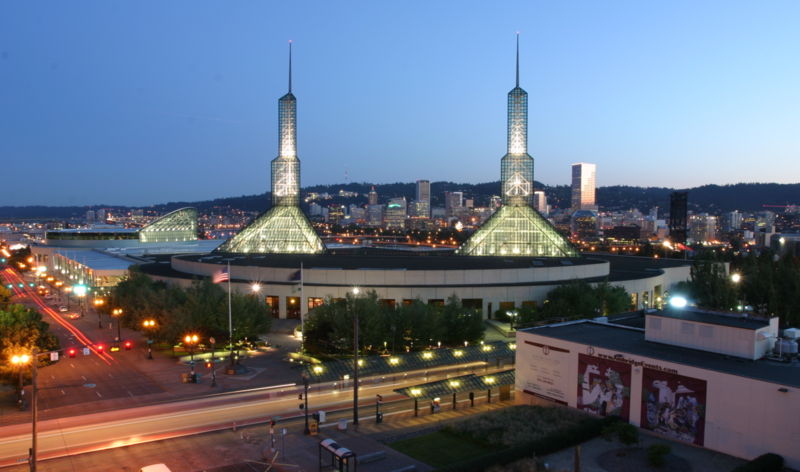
(641, 369), (707, 446)
(576, 354), (632, 420)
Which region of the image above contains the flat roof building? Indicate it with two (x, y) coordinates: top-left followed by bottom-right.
(516, 308), (799, 468)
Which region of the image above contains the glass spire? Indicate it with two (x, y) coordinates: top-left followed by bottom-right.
(459, 34), (578, 258)
(218, 42), (324, 255)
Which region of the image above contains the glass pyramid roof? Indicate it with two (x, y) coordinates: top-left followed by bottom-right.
(457, 205), (578, 257)
(139, 207), (198, 243)
(216, 205), (324, 254)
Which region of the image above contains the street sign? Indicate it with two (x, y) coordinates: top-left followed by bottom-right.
(50, 352), (59, 361)
(82, 347), (90, 356)
(281, 428), (287, 436)
(209, 336), (216, 344)
(147, 339), (153, 344)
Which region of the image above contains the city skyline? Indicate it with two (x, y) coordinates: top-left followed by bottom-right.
(3, 1), (800, 206)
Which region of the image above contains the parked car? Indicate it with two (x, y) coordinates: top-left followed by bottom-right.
(58, 306), (68, 312)
(139, 465), (172, 472)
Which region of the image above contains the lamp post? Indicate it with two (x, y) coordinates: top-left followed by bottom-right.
(142, 319), (156, 359)
(731, 272), (743, 311)
(112, 308), (123, 343)
(11, 348), (39, 471)
(184, 334), (199, 382)
(93, 298), (104, 329)
(302, 372), (310, 435)
(11, 354), (30, 410)
(351, 287), (360, 426)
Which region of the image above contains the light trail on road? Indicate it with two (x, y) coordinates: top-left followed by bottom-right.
(2, 268), (114, 364)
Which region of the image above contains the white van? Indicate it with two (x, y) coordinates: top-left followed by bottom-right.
(139, 465), (172, 472)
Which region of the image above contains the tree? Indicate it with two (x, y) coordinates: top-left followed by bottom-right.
(0, 304), (60, 386)
(0, 285), (12, 308)
(538, 281), (631, 320)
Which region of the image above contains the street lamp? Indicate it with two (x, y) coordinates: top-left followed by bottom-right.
(142, 319), (156, 359)
(351, 287), (360, 426)
(93, 298), (105, 329)
(302, 372), (310, 435)
(184, 334), (199, 383)
(11, 354), (30, 409)
(730, 273), (742, 284)
(251, 283), (261, 293)
(10, 349), (39, 471)
(112, 308), (123, 343)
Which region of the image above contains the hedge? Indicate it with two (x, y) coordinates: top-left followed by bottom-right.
(435, 415), (621, 472)
(732, 453), (784, 472)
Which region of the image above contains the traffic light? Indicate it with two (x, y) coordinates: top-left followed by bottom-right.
(68, 348), (76, 358)
(298, 393), (303, 400)
(124, 340), (132, 350)
(377, 394), (383, 403)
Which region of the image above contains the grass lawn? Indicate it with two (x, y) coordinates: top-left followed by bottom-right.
(390, 430), (494, 468)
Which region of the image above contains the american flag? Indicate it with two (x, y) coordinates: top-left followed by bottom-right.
(212, 267), (230, 284)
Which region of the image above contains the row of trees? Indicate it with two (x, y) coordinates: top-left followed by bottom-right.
(677, 251), (800, 326)
(303, 292), (484, 357)
(497, 281), (632, 327)
(110, 271), (271, 346)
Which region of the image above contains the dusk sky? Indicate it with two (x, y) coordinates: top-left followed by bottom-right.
(2, 1), (799, 206)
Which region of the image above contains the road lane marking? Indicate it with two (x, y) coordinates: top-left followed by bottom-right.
(96, 392), (102, 398)
(81, 376), (86, 381)
(60, 390), (65, 395)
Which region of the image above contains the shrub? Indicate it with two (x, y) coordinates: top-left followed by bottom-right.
(601, 421), (639, 446)
(732, 453), (784, 472)
(647, 444), (671, 467)
(436, 415), (620, 472)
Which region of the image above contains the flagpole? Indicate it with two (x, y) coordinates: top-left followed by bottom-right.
(227, 260), (233, 368)
(300, 262), (305, 353)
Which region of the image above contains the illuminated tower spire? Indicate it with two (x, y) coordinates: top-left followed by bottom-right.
(273, 40), (299, 206)
(501, 32), (532, 206)
(457, 34), (577, 258)
(217, 41), (324, 255)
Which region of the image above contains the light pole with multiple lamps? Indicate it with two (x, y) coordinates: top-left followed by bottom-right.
(142, 319), (156, 359)
(93, 298), (105, 329)
(184, 334), (199, 383)
(112, 308), (123, 343)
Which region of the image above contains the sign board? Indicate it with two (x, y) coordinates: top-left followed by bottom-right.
(209, 337), (216, 344)
(50, 352), (59, 361)
(82, 347), (90, 356)
(281, 428), (287, 436)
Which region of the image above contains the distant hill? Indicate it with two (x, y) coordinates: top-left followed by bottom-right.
(1, 182), (798, 220)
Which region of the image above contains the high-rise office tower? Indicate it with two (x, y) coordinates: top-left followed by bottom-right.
(385, 197), (407, 229)
(458, 35), (577, 257)
(533, 191), (547, 215)
(571, 163), (596, 211)
(368, 186), (378, 206)
(669, 191), (688, 244)
(218, 42), (323, 254)
(415, 180), (431, 218)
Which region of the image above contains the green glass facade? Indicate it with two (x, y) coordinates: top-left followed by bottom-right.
(216, 206), (323, 254)
(458, 205), (578, 257)
(139, 207), (198, 243)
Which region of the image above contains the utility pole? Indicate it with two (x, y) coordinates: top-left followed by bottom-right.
(352, 288), (360, 426)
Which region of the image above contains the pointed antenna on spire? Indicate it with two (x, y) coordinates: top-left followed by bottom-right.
(515, 32), (520, 87)
(289, 39), (292, 93)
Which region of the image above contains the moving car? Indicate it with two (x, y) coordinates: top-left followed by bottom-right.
(139, 465), (172, 472)
(58, 306), (68, 312)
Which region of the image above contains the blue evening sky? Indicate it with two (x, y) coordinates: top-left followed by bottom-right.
(1, 1), (799, 206)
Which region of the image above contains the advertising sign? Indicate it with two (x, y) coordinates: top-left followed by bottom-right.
(576, 353), (632, 420)
(640, 368), (707, 446)
(519, 340), (570, 404)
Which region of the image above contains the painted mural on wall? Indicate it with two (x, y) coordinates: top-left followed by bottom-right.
(641, 368), (707, 446)
(576, 354), (632, 420)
